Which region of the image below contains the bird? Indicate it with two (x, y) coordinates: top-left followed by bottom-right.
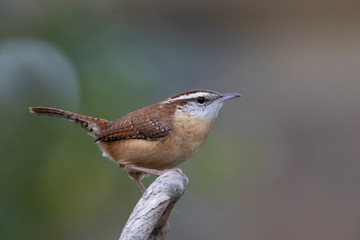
(30, 89), (241, 192)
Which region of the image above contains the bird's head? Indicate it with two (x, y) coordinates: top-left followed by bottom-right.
(163, 89), (242, 122)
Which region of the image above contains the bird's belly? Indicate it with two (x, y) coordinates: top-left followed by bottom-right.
(99, 120), (212, 170)
(99, 114), (213, 170)
(99, 137), (202, 170)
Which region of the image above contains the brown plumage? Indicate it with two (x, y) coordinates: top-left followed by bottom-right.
(29, 107), (109, 137)
(95, 104), (174, 142)
(29, 103), (181, 192)
(30, 89), (241, 192)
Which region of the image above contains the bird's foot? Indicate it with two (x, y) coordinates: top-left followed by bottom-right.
(127, 165), (189, 184)
(157, 168), (189, 185)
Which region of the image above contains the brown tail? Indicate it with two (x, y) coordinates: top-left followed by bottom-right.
(29, 107), (109, 137)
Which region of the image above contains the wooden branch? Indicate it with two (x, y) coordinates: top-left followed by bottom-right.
(119, 170), (188, 240)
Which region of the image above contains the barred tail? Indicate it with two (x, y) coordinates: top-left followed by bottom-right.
(29, 107), (109, 137)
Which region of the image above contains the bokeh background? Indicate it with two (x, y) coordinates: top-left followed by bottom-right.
(1, 0), (360, 239)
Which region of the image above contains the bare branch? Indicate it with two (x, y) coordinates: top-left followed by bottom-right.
(119, 170), (188, 240)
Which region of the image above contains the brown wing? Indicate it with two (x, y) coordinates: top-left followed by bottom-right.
(95, 104), (173, 142)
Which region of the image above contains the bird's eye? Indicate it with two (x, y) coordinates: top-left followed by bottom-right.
(196, 96), (205, 104)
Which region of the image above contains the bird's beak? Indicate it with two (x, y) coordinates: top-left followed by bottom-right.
(217, 92), (242, 103)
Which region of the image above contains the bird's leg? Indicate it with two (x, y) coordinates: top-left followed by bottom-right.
(119, 164), (189, 192)
(126, 165), (189, 184)
(119, 164), (146, 192)
(128, 171), (146, 193)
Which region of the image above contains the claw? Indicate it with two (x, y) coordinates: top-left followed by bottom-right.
(172, 168), (189, 184)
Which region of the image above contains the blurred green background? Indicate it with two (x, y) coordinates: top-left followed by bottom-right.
(1, 1), (360, 239)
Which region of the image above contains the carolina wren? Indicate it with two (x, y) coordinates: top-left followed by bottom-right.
(30, 89), (241, 192)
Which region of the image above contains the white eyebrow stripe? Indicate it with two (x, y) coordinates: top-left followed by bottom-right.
(165, 92), (211, 103)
